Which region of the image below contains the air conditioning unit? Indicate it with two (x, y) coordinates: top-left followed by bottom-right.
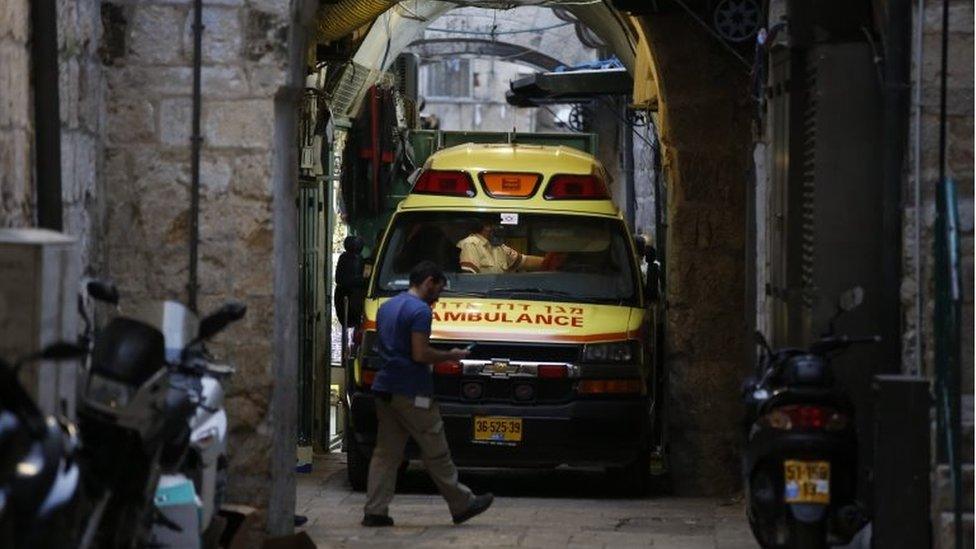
(394, 53), (419, 104)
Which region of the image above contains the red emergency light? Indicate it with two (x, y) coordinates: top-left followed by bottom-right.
(413, 170), (476, 197)
(537, 364), (567, 379)
(433, 360), (463, 376)
(543, 174), (609, 200)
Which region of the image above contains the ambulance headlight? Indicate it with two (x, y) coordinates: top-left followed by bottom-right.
(582, 341), (638, 363)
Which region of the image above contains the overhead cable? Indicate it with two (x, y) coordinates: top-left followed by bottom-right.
(425, 21), (573, 34)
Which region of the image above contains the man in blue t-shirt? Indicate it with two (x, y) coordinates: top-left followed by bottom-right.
(362, 261), (494, 527)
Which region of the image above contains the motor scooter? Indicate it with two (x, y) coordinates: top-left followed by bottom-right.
(77, 298), (246, 548)
(742, 287), (879, 548)
(0, 342), (89, 548)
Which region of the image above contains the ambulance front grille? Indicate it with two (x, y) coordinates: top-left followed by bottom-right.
(431, 341), (581, 363)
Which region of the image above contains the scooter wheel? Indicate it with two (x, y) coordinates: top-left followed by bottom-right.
(789, 518), (827, 549)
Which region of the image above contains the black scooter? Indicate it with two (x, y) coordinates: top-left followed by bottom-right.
(742, 287), (879, 548)
(0, 342), (89, 548)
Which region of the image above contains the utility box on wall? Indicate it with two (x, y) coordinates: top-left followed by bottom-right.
(0, 229), (80, 418)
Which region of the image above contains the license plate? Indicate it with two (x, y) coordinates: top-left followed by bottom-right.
(784, 460), (830, 504)
(473, 416), (523, 443)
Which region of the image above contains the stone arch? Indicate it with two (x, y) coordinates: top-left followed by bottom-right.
(283, 0), (750, 510)
(305, 2), (749, 496)
(109, 0), (751, 532)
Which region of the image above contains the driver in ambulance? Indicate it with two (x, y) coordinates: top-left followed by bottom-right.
(458, 219), (562, 274)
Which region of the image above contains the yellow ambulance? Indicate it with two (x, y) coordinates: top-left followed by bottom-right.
(345, 142), (664, 493)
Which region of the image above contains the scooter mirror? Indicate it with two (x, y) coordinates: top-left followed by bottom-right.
(87, 279), (119, 305)
(197, 302), (248, 341)
(838, 286), (864, 312)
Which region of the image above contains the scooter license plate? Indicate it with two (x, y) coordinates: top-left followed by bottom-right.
(783, 460), (830, 504)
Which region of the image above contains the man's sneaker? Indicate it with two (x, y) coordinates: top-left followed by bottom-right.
(361, 514), (394, 527)
(452, 493), (494, 524)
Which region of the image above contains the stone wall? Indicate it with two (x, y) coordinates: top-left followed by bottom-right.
(98, 0), (294, 526)
(0, 0), (104, 271)
(0, 0), (33, 227)
(904, 2), (974, 546)
(640, 13), (752, 495)
(902, 0), (974, 387)
(60, 0), (105, 271)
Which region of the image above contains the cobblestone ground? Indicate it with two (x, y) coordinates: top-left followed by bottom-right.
(296, 454), (758, 548)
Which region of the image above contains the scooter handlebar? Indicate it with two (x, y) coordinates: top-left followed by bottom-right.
(810, 334), (882, 354)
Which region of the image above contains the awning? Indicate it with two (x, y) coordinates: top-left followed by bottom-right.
(506, 68), (633, 106)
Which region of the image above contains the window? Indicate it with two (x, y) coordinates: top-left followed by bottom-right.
(373, 211), (640, 305)
(425, 59), (471, 98)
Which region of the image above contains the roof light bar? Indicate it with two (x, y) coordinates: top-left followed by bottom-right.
(543, 174), (609, 200)
(479, 172), (542, 198)
(413, 170), (476, 197)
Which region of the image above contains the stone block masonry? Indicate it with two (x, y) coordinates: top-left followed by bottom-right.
(0, 0), (105, 273)
(98, 0), (294, 529)
(902, 0), (974, 382)
(0, 0), (33, 227)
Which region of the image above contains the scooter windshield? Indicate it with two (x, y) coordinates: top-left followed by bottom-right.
(125, 301), (200, 363)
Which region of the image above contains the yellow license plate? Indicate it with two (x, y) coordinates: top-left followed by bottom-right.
(473, 416), (523, 443)
(784, 460), (830, 504)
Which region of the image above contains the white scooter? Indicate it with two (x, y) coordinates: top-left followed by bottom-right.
(185, 358), (233, 533)
(150, 347), (236, 548)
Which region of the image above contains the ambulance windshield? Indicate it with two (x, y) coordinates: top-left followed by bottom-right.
(373, 211), (640, 304)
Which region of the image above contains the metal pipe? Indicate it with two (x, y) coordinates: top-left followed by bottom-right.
(188, 0), (203, 311)
(913, 0), (925, 377)
(31, 0), (63, 230)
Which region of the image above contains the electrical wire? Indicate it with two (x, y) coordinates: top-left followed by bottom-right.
(439, 0), (604, 6)
(540, 104), (582, 132)
(379, 10), (392, 70)
(395, 1), (431, 22)
(595, 96), (656, 150)
(425, 20), (573, 34)
(667, 0), (751, 70)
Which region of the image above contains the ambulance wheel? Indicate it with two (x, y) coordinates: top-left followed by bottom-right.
(345, 430), (368, 492)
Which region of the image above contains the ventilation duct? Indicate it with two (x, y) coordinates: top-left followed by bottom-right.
(316, 0), (396, 44)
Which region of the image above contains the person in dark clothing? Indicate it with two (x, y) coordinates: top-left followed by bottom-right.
(334, 235), (367, 328)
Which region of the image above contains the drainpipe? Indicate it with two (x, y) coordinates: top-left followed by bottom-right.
(912, 0), (925, 376)
(31, 0), (63, 230)
(188, 0), (203, 311)
(881, 0), (911, 374)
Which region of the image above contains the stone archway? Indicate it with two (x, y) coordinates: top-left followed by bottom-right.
(94, 0), (751, 535)
(307, 3), (752, 497)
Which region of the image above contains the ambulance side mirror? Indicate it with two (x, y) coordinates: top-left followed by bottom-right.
(644, 248), (662, 303)
(645, 267), (662, 303)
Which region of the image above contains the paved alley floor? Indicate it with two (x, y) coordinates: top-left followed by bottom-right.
(296, 453), (758, 548)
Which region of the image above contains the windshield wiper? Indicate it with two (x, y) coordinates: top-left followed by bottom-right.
(486, 287), (574, 297)
(486, 287), (628, 304)
(441, 289), (487, 298)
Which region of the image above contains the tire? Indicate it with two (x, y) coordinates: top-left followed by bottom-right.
(789, 518), (827, 549)
(345, 429), (369, 492)
(607, 449), (651, 497)
(214, 456), (228, 512)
